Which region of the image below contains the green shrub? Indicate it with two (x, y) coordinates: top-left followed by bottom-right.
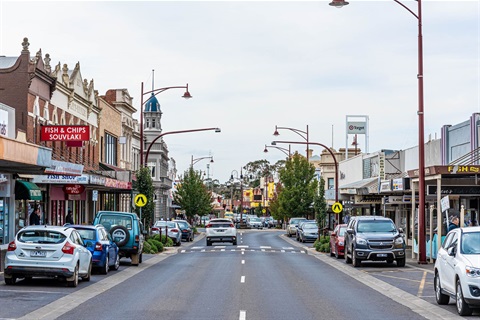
(146, 239), (158, 253)
(314, 236), (331, 253)
(143, 241), (157, 254)
(192, 226), (198, 234)
(150, 239), (164, 252)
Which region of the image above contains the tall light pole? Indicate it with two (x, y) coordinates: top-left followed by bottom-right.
(191, 156), (214, 166)
(140, 80), (192, 167)
(272, 140), (339, 223)
(273, 125), (309, 161)
(144, 128), (221, 165)
(329, 0), (427, 264)
(263, 144), (291, 157)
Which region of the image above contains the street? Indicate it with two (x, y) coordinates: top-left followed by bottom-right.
(0, 230), (473, 320)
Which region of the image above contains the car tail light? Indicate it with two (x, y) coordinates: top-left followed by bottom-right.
(151, 227), (159, 232)
(170, 229), (179, 233)
(182, 229), (188, 233)
(62, 241), (76, 255)
(206, 224), (212, 228)
(95, 242), (103, 251)
(135, 235), (140, 242)
(7, 241), (16, 251)
(229, 224), (235, 228)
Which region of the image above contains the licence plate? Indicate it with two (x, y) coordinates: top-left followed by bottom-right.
(377, 253), (387, 258)
(216, 229), (225, 232)
(31, 250), (46, 257)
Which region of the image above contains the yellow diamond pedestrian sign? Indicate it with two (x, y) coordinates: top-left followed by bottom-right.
(134, 194), (147, 207)
(332, 202), (343, 213)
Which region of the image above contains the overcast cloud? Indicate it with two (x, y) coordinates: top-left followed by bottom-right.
(1, 0), (479, 182)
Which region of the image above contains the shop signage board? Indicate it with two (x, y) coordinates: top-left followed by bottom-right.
(40, 125), (90, 141)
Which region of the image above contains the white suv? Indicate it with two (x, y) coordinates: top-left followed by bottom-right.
(205, 218), (237, 246)
(4, 225), (92, 287)
(434, 226), (480, 316)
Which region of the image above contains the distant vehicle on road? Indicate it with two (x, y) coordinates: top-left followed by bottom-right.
(287, 217), (307, 237)
(205, 218), (237, 246)
(247, 217), (263, 229)
(298, 221), (318, 243)
(434, 226), (480, 316)
(151, 220), (182, 246)
(172, 219), (194, 242)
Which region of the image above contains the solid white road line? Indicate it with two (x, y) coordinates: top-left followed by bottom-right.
(239, 310), (247, 320)
(241, 276), (245, 283)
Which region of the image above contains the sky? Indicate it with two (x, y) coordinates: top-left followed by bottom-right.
(0, 0), (479, 183)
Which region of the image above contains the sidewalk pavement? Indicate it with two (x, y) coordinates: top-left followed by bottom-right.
(405, 247), (435, 272)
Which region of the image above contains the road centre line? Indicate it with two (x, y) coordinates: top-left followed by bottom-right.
(241, 276), (245, 283)
(242, 260), (245, 264)
(18, 253), (172, 320)
(239, 310), (246, 320)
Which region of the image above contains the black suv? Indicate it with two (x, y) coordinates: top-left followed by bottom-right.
(344, 216), (406, 267)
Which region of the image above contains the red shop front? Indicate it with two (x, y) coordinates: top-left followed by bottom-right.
(49, 185), (86, 225)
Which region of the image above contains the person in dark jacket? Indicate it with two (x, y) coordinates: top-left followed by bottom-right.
(66, 210), (74, 224)
(29, 207), (41, 225)
(448, 216), (459, 232)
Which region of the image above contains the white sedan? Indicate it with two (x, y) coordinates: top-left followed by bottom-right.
(205, 218), (237, 246)
(434, 226), (480, 316)
(4, 225), (92, 287)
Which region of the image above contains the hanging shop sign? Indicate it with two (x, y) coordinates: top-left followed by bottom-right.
(40, 125), (90, 141)
(63, 184), (85, 195)
(354, 195), (382, 204)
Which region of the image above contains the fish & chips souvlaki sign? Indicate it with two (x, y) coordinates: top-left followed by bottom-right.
(40, 125), (90, 141)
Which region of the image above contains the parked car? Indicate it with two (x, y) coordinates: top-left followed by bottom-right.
(287, 217), (307, 237)
(298, 221), (319, 243)
(296, 220), (315, 241)
(344, 216), (406, 267)
(173, 219), (194, 242)
(93, 211), (145, 266)
(247, 217), (263, 229)
(434, 226), (480, 316)
(4, 225), (92, 287)
(330, 224), (347, 259)
(72, 224), (120, 274)
(205, 218), (237, 246)
(151, 220), (182, 246)
(200, 216), (210, 226)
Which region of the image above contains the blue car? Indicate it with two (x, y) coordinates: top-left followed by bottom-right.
(72, 224), (120, 274)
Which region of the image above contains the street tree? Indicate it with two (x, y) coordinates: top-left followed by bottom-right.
(174, 166), (213, 223)
(277, 152), (318, 219)
(134, 166), (155, 227)
(314, 177), (328, 237)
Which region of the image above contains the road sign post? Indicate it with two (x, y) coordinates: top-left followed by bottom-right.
(134, 194), (147, 220)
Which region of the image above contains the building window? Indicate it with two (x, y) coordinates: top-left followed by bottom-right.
(105, 133), (117, 166)
(328, 178), (334, 190)
(147, 162), (155, 178)
(152, 119), (156, 129)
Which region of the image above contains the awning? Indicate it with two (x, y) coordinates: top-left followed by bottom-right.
(339, 177), (378, 195)
(15, 180), (43, 201)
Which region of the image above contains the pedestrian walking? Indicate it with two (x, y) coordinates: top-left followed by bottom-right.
(448, 216), (459, 232)
(66, 210), (74, 224)
(29, 207), (41, 225)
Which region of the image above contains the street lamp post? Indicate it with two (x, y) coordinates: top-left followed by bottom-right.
(144, 128), (221, 165)
(273, 125), (309, 161)
(263, 144), (291, 157)
(140, 81), (192, 167)
(328, 0), (427, 264)
(272, 140), (339, 223)
(191, 156), (214, 166)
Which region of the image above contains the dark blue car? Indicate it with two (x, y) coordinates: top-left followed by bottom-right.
(72, 224), (120, 274)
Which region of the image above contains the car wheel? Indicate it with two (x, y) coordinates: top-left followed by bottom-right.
(233, 240), (237, 245)
(110, 226), (130, 247)
(396, 258), (406, 267)
(456, 279), (473, 316)
(176, 239), (181, 246)
(345, 247), (352, 264)
(101, 256), (109, 275)
(110, 253), (120, 271)
(131, 253), (140, 266)
(191, 234), (194, 241)
(434, 273), (450, 305)
(139, 253), (143, 264)
(206, 240), (211, 246)
(67, 265), (79, 287)
(330, 245), (335, 257)
(4, 276), (16, 285)
(352, 249), (361, 267)
(82, 261), (92, 282)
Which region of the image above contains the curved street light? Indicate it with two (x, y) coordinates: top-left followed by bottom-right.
(191, 155), (214, 166)
(145, 128), (221, 165)
(328, 0), (427, 264)
(140, 79), (192, 166)
(273, 125), (309, 161)
(263, 144), (291, 157)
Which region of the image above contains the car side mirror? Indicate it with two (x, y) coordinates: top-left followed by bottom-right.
(398, 228), (404, 233)
(330, 232), (337, 237)
(346, 229), (354, 235)
(447, 246), (456, 256)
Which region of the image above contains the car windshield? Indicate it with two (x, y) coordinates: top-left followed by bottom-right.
(290, 218), (305, 225)
(461, 232), (480, 254)
(303, 223), (317, 229)
(18, 230), (67, 244)
(155, 221), (175, 228)
(357, 220), (396, 233)
(338, 227), (347, 237)
(176, 221), (188, 228)
(211, 223), (232, 228)
(76, 229), (96, 241)
(250, 218), (261, 222)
